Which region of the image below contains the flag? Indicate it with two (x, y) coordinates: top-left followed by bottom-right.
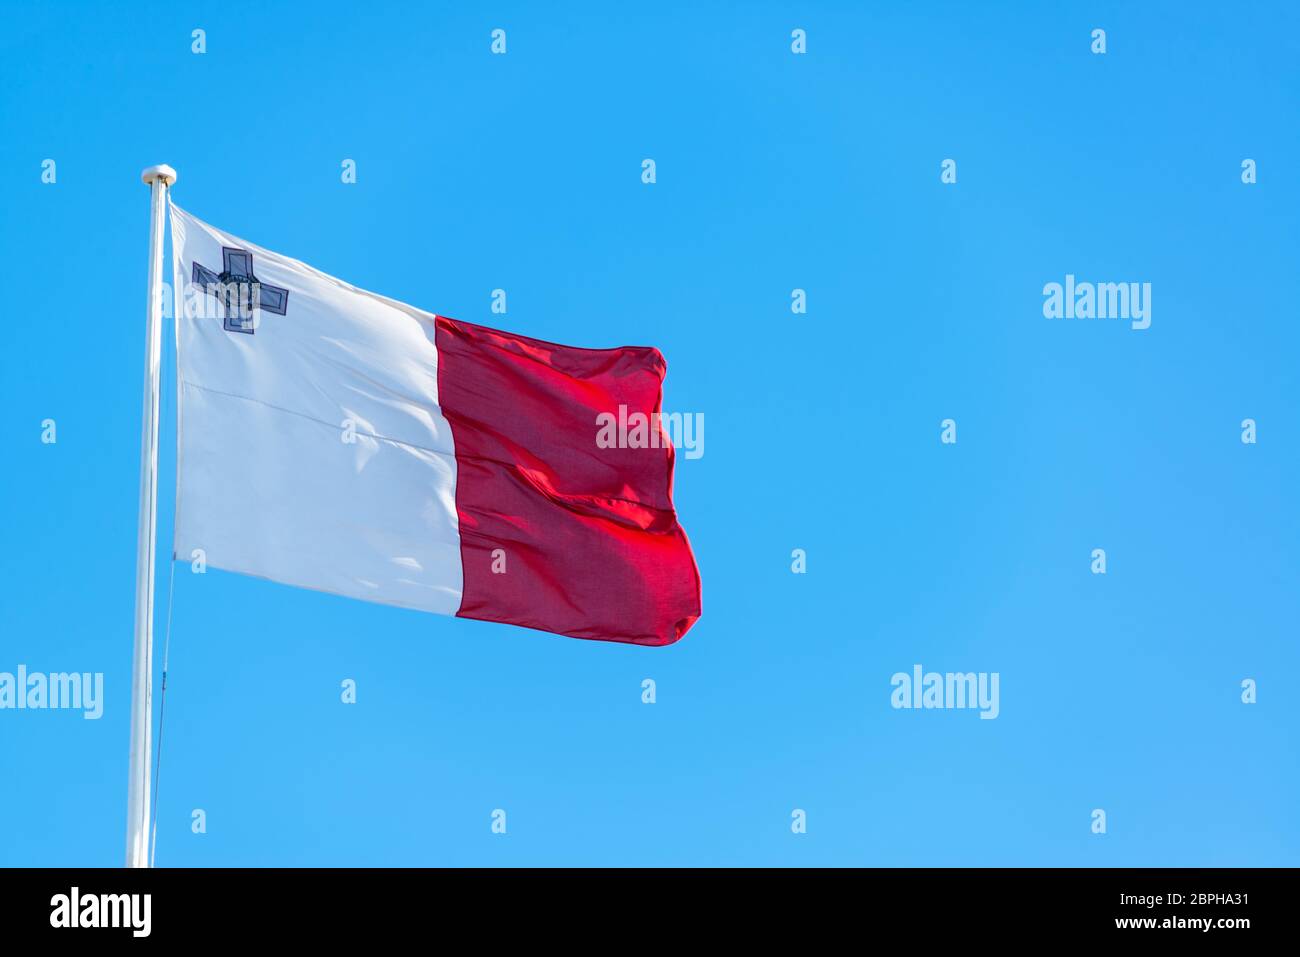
(169, 205), (700, 646)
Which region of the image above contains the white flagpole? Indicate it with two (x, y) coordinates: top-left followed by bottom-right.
(127, 164), (176, 868)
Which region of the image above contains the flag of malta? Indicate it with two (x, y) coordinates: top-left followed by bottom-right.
(169, 205), (700, 646)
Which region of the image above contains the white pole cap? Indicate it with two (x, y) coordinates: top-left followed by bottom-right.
(141, 164), (178, 186)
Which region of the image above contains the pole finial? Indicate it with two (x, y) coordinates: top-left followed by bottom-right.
(141, 164), (178, 187)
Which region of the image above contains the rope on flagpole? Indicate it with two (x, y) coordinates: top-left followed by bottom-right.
(148, 558), (177, 868)
(148, 253), (180, 868)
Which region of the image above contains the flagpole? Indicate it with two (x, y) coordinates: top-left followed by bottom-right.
(127, 164), (176, 868)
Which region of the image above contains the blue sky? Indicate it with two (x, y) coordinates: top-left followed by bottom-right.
(1, 1), (1297, 866)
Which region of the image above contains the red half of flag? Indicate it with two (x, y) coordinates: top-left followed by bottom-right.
(435, 317), (701, 646)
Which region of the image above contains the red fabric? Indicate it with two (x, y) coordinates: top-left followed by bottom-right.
(435, 316), (701, 646)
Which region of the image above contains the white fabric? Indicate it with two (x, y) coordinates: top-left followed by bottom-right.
(170, 204), (463, 614)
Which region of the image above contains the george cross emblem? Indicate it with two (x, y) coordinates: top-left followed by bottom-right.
(192, 247), (289, 334)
